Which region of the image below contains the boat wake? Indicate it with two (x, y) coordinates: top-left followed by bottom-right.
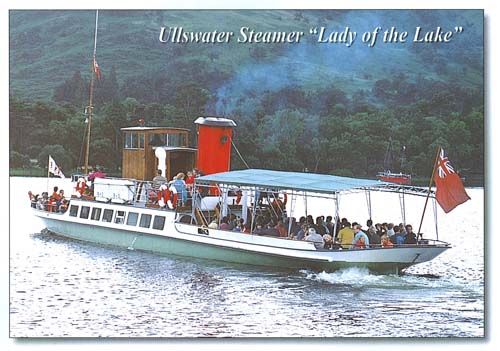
(300, 267), (477, 291)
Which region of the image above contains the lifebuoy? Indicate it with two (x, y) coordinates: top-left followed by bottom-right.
(235, 190), (242, 204)
(75, 177), (86, 197)
(158, 184), (169, 208)
(167, 185), (178, 210)
(157, 184), (178, 209)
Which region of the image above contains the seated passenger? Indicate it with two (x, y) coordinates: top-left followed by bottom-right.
(390, 225), (405, 246)
(337, 222), (354, 249)
(305, 228), (324, 249)
(52, 186), (61, 202)
(219, 216), (231, 230)
(185, 171), (195, 193)
(352, 224), (370, 248)
(404, 224), (418, 245)
(275, 220), (288, 238)
(295, 224), (308, 241)
(323, 234), (333, 249)
(152, 169), (167, 192)
(386, 223), (395, 237)
(315, 216), (329, 235)
(353, 236), (366, 249)
(233, 218), (245, 232)
(381, 234), (394, 248)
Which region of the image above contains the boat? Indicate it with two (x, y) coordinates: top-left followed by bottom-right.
(30, 115), (451, 275)
(29, 11), (450, 275)
(377, 138), (412, 185)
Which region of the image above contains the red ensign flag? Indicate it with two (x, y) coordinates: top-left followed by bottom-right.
(434, 147), (470, 213)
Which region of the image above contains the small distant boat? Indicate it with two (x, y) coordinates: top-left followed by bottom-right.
(377, 138), (412, 185)
(377, 170), (412, 185)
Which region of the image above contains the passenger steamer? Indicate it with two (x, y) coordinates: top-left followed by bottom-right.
(32, 117), (450, 275)
(31, 11), (450, 274)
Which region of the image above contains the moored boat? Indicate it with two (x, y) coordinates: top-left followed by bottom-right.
(377, 138), (412, 185)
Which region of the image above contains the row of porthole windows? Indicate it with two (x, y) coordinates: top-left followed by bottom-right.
(68, 204), (166, 230)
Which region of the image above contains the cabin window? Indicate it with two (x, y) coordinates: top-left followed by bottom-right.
(167, 134), (186, 146)
(91, 207), (102, 221)
(69, 205), (79, 217)
(80, 206), (90, 219)
(148, 132), (187, 147)
(124, 132), (145, 149)
(126, 212), (139, 226)
(139, 214), (152, 228)
(152, 215), (166, 230)
(102, 209), (114, 222)
(115, 210), (126, 224)
(149, 133), (165, 146)
(138, 133), (145, 148)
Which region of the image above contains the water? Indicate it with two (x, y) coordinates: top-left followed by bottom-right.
(9, 177), (484, 337)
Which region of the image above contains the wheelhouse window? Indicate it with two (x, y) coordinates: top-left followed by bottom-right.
(152, 215), (166, 230)
(126, 212), (139, 226)
(124, 132), (145, 149)
(91, 207), (102, 221)
(148, 132), (186, 147)
(102, 209), (114, 223)
(139, 214), (152, 228)
(115, 210), (126, 224)
(80, 206), (90, 219)
(69, 205), (79, 217)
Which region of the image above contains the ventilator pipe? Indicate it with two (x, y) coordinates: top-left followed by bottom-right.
(155, 147), (166, 179)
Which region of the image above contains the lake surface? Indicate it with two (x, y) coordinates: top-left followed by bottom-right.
(9, 177), (484, 337)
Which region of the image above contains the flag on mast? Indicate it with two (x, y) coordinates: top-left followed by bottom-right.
(48, 155), (65, 178)
(433, 147), (470, 213)
(93, 57), (101, 80)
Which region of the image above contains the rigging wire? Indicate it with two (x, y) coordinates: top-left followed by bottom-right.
(231, 139), (250, 169)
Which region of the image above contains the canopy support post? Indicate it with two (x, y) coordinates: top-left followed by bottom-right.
(399, 190), (406, 225)
(333, 194), (340, 239)
(249, 186), (258, 234)
(365, 190), (372, 220)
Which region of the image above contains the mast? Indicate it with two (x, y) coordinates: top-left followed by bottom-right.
(383, 138), (394, 171)
(84, 10), (99, 175)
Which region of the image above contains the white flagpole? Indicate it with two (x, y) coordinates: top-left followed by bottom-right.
(47, 155), (51, 194)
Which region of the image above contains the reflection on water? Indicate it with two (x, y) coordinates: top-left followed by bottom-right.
(10, 177), (484, 337)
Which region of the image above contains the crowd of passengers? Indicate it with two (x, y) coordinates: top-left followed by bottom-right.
(207, 214), (420, 250)
(29, 186), (69, 213)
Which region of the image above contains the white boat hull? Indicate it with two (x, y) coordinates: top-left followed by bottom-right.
(33, 200), (450, 274)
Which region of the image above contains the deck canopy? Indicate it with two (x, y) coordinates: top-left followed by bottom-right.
(197, 169), (433, 197)
(197, 169), (387, 194)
